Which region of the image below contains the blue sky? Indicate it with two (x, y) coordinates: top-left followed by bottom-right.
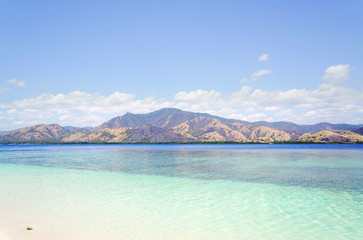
(1, 0), (363, 130)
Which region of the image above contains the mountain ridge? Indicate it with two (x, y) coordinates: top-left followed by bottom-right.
(93, 108), (363, 134)
(1, 108), (362, 143)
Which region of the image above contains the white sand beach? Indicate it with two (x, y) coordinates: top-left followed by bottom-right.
(0, 230), (12, 240)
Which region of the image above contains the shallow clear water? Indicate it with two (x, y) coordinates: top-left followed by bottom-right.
(0, 144), (362, 239)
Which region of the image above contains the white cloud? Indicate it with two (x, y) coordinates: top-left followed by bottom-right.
(241, 69), (273, 82)
(6, 79), (26, 87)
(1, 82), (362, 130)
(12, 121), (26, 126)
(248, 113), (268, 120)
(0, 87), (13, 93)
(264, 106), (280, 112)
(174, 89), (222, 103)
(304, 110), (316, 117)
(253, 69), (272, 77)
(276, 109), (294, 116)
(350, 118), (363, 124)
(5, 109), (16, 114)
(172, 82), (363, 123)
(0, 65), (362, 130)
(258, 54), (268, 61)
(0, 91), (174, 128)
(322, 64), (353, 85)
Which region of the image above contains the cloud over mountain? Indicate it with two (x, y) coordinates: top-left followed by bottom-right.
(0, 65), (362, 130)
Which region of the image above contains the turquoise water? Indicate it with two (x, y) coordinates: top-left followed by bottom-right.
(0, 144), (362, 239)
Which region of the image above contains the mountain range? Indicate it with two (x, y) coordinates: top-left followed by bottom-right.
(1, 108), (362, 144)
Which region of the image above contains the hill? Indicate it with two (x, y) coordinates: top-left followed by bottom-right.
(298, 130), (363, 143)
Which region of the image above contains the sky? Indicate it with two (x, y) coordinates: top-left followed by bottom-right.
(1, 0), (363, 130)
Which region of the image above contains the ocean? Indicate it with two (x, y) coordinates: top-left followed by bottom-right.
(0, 144), (362, 239)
